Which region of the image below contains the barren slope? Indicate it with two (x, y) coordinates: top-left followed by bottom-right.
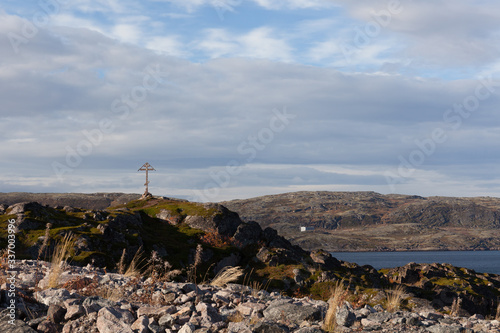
(222, 191), (500, 251)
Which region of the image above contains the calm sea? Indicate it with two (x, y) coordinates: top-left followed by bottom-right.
(330, 251), (500, 275)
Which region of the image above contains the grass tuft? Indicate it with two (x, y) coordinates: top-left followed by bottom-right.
(47, 233), (75, 289)
(210, 266), (244, 287)
(323, 280), (348, 332)
(386, 285), (406, 312)
(124, 247), (145, 277)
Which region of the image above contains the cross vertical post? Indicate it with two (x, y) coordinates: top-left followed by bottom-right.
(138, 162), (156, 197)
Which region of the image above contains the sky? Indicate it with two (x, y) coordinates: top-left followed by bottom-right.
(1, 0), (500, 202)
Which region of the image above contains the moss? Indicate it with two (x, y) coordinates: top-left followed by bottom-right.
(309, 281), (337, 301)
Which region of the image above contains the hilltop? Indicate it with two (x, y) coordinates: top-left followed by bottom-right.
(222, 191), (500, 252)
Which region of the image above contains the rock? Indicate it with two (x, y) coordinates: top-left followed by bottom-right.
(0, 311), (37, 332)
(36, 320), (59, 333)
(336, 303), (355, 327)
(157, 209), (182, 225)
(64, 305), (84, 321)
(293, 328), (323, 333)
(236, 302), (266, 317)
(232, 221), (262, 249)
(82, 296), (117, 315)
(158, 314), (174, 328)
(178, 322), (196, 333)
(263, 303), (321, 324)
(427, 324), (465, 333)
(309, 250), (341, 270)
(136, 305), (176, 319)
(184, 204), (242, 237)
(252, 321), (288, 333)
(47, 303), (66, 323)
(214, 253), (241, 273)
(131, 315), (150, 333)
(227, 322), (252, 333)
(196, 302), (222, 322)
(360, 318), (381, 330)
(35, 288), (73, 306)
(96, 307), (135, 333)
(62, 313), (98, 333)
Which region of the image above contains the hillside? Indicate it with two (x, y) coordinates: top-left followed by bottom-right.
(3, 194), (500, 320)
(222, 191), (500, 252)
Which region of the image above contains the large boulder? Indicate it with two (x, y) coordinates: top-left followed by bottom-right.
(232, 221), (262, 248)
(263, 301), (321, 324)
(184, 204), (242, 237)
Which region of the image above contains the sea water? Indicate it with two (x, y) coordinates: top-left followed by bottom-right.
(330, 251), (500, 275)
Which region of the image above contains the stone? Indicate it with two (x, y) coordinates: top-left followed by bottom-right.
(36, 320), (59, 333)
(64, 305), (85, 321)
(335, 303), (355, 327)
(227, 322), (252, 333)
(137, 305), (176, 319)
(83, 296), (117, 315)
(252, 321), (288, 333)
(35, 288), (72, 306)
(96, 307), (135, 333)
(427, 324), (465, 333)
(158, 314), (175, 328)
(196, 302), (222, 322)
(178, 322), (196, 333)
(236, 302), (266, 317)
(361, 318), (381, 330)
(0, 312), (38, 332)
(131, 316), (150, 333)
(47, 303), (66, 323)
(263, 303), (321, 324)
(421, 311), (444, 321)
(293, 328), (323, 333)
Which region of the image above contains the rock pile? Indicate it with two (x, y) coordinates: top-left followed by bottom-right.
(2, 260), (500, 333)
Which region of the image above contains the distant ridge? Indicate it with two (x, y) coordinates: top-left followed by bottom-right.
(0, 192), (141, 210)
(222, 191), (500, 252)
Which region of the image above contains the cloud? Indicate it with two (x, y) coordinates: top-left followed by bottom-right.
(251, 0), (336, 10)
(196, 27), (293, 61)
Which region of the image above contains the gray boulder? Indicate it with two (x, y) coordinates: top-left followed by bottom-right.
(263, 302), (321, 324)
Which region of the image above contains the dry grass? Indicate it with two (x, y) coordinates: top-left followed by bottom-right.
(47, 233), (75, 289)
(210, 266), (244, 287)
(117, 248), (126, 275)
(386, 285), (406, 312)
(124, 247), (144, 277)
(227, 310), (244, 323)
(323, 280), (348, 332)
(451, 297), (462, 317)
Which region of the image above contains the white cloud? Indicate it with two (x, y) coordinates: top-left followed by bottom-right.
(197, 27), (293, 61)
(251, 0), (335, 10)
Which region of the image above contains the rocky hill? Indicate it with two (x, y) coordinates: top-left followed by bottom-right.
(222, 191), (500, 252)
(0, 192), (141, 210)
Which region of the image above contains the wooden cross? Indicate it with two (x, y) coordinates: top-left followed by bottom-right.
(138, 162), (156, 196)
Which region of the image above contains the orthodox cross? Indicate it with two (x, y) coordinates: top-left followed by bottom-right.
(138, 162), (156, 196)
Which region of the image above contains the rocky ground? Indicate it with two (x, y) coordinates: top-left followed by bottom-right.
(2, 260), (500, 333)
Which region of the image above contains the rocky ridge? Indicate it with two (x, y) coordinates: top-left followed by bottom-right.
(222, 191), (500, 251)
(2, 260), (500, 333)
